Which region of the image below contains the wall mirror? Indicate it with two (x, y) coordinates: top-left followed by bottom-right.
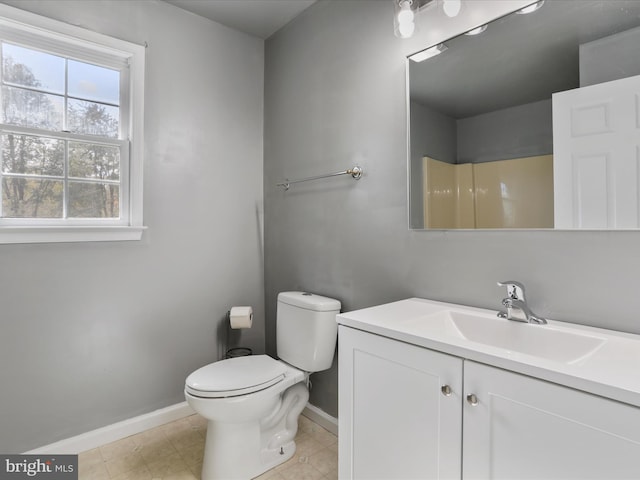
(408, 0), (640, 230)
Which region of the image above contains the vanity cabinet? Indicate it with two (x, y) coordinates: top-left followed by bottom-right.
(338, 325), (463, 479)
(339, 325), (640, 480)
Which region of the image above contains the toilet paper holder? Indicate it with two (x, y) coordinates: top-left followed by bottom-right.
(226, 346), (252, 358)
(223, 309), (253, 359)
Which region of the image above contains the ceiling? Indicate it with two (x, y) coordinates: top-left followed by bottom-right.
(163, 0), (317, 39)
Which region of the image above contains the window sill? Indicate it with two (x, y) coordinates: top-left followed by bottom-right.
(0, 225), (147, 244)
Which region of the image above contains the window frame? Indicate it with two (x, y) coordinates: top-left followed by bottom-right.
(0, 4), (145, 244)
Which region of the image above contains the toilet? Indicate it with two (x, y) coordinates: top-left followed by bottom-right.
(184, 291), (341, 480)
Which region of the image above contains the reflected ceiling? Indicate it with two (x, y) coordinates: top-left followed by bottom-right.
(410, 0), (640, 119)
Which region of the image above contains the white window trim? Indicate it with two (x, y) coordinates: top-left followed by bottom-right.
(0, 4), (146, 244)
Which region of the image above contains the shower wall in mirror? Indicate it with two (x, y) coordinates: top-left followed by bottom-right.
(408, 0), (640, 230)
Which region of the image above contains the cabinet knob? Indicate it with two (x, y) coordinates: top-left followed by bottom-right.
(466, 393), (479, 406)
(441, 385), (452, 396)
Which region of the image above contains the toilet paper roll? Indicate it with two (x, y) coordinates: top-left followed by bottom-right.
(230, 306), (253, 329)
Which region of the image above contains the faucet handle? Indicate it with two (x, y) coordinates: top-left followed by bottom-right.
(497, 280), (526, 301)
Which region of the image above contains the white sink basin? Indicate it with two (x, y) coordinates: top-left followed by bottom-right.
(337, 297), (640, 407)
(429, 310), (606, 364)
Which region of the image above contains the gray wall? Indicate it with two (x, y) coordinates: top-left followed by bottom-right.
(580, 25), (640, 87)
(411, 100), (457, 164)
(457, 98), (552, 163)
(0, 0), (264, 453)
(265, 0), (640, 418)
(410, 100), (457, 228)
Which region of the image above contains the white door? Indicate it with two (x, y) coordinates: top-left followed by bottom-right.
(553, 74), (640, 228)
(463, 361), (640, 479)
(338, 326), (463, 480)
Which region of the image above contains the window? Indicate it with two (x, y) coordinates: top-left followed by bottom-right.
(0, 5), (145, 243)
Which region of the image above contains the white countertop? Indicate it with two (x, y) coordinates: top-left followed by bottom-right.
(337, 298), (640, 408)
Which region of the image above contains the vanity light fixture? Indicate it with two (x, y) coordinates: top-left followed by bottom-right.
(394, 0), (460, 39)
(409, 43), (447, 62)
(465, 24), (488, 35)
(517, 0), (544, 15)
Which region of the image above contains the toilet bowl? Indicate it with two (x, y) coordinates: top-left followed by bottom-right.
(185, 292), (341, 480)
(185, 355), (308, 479)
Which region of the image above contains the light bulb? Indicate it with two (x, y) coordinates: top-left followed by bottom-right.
(517, 1), (544, 14)
(409, 44), (447, 62)
(397, 1), (414, 24)
(442, 0), (461, 18)
(398, 20), (415, 38)
(465, 24), (487, 36)
(395, 0), (415, 39)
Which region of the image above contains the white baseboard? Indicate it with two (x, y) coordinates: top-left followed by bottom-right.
(25, 401), (335, 455)
(302, 403), (338, 436)
(25, 402), (195, 455)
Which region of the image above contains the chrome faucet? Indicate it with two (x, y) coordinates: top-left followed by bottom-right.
(497, 281), (547, 325)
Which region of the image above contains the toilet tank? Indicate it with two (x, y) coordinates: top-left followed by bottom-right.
(277, 291), (341, 372)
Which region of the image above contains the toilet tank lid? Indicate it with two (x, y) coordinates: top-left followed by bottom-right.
(278, 291), (341, 312)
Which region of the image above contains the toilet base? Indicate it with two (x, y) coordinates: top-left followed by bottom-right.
(196, 381), (309, 480)
(200, 422), (298, 479)
(259, 438), (296, 473)
(202, 420), (262, 480)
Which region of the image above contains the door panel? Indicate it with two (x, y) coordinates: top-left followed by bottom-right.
(553, 74), (640, 228)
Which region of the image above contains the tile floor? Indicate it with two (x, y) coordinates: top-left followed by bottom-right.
(78, 414), (338, 480)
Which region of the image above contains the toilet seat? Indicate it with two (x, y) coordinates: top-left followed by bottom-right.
(185, 355), (287, 398)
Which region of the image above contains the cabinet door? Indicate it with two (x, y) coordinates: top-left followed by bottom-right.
(463, 361), (640, 479)
(338, 326), (463, 479)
